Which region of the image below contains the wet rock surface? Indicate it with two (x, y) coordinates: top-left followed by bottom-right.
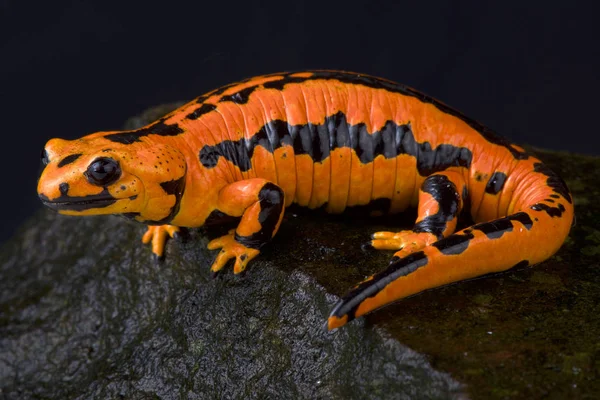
(1, 104), (598, 399)
(0, 209), (464, 399)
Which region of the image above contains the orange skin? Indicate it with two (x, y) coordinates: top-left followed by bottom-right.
(37, 71), (574, 330)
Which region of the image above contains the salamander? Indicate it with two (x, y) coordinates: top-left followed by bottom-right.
(37, 70), (574, 330)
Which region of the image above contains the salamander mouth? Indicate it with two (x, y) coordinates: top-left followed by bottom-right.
(38, 190), (120, 212)
(40, 197), (118, 211)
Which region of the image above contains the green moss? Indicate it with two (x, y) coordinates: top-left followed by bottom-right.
(472, 294), (494, 305)
(530, 271), (563, 286)
(190, 340), (205, 356)
(581, 246), (600, 256)
(562, 353), (592, 377)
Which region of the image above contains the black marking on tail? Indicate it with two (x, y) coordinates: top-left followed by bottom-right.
(329, 251), (429, 322)
(431, 231), (475, 255)
(531, 202), (566, 218)
(472, 212), (534, 239)
(533, 163), (572, 204)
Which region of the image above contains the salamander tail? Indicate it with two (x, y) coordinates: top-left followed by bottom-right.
(327, 199), (573, 330)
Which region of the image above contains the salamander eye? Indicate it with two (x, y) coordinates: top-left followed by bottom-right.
(85, 157), (121, 186)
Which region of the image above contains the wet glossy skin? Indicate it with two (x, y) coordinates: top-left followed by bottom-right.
(37, 71), (574, 330)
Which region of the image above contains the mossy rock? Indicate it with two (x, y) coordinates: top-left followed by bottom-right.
(1, 104), (599, 399)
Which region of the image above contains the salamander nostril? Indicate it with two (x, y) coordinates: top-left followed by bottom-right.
(59, 182), (69, 196)
(41, 149), (49, 166)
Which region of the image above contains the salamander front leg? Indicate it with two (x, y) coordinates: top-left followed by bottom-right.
(142, 224), (181, 259)
(208, 179), (285, 274)
(369, 171), (467, 258)
(207, 230), (261, 274)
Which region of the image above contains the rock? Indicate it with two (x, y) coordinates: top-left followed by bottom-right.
(2, 104), (598, 399)
(0, 209), (463, 399)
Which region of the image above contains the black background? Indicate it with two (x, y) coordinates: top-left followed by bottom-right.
(1, 0), (598, 244)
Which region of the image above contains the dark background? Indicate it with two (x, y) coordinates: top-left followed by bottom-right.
(1, 0), (598, 244)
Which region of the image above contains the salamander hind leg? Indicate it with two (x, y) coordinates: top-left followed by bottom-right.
(142, 224), (181, 259)
(208, 179), (285, 275)
(369, 230), (437, 257)
(369, 171), (467, 258)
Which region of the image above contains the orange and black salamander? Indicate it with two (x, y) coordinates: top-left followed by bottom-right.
(37, 71), (574, 330)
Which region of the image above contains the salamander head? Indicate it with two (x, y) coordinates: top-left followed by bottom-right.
(37, 135), (187, 220)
